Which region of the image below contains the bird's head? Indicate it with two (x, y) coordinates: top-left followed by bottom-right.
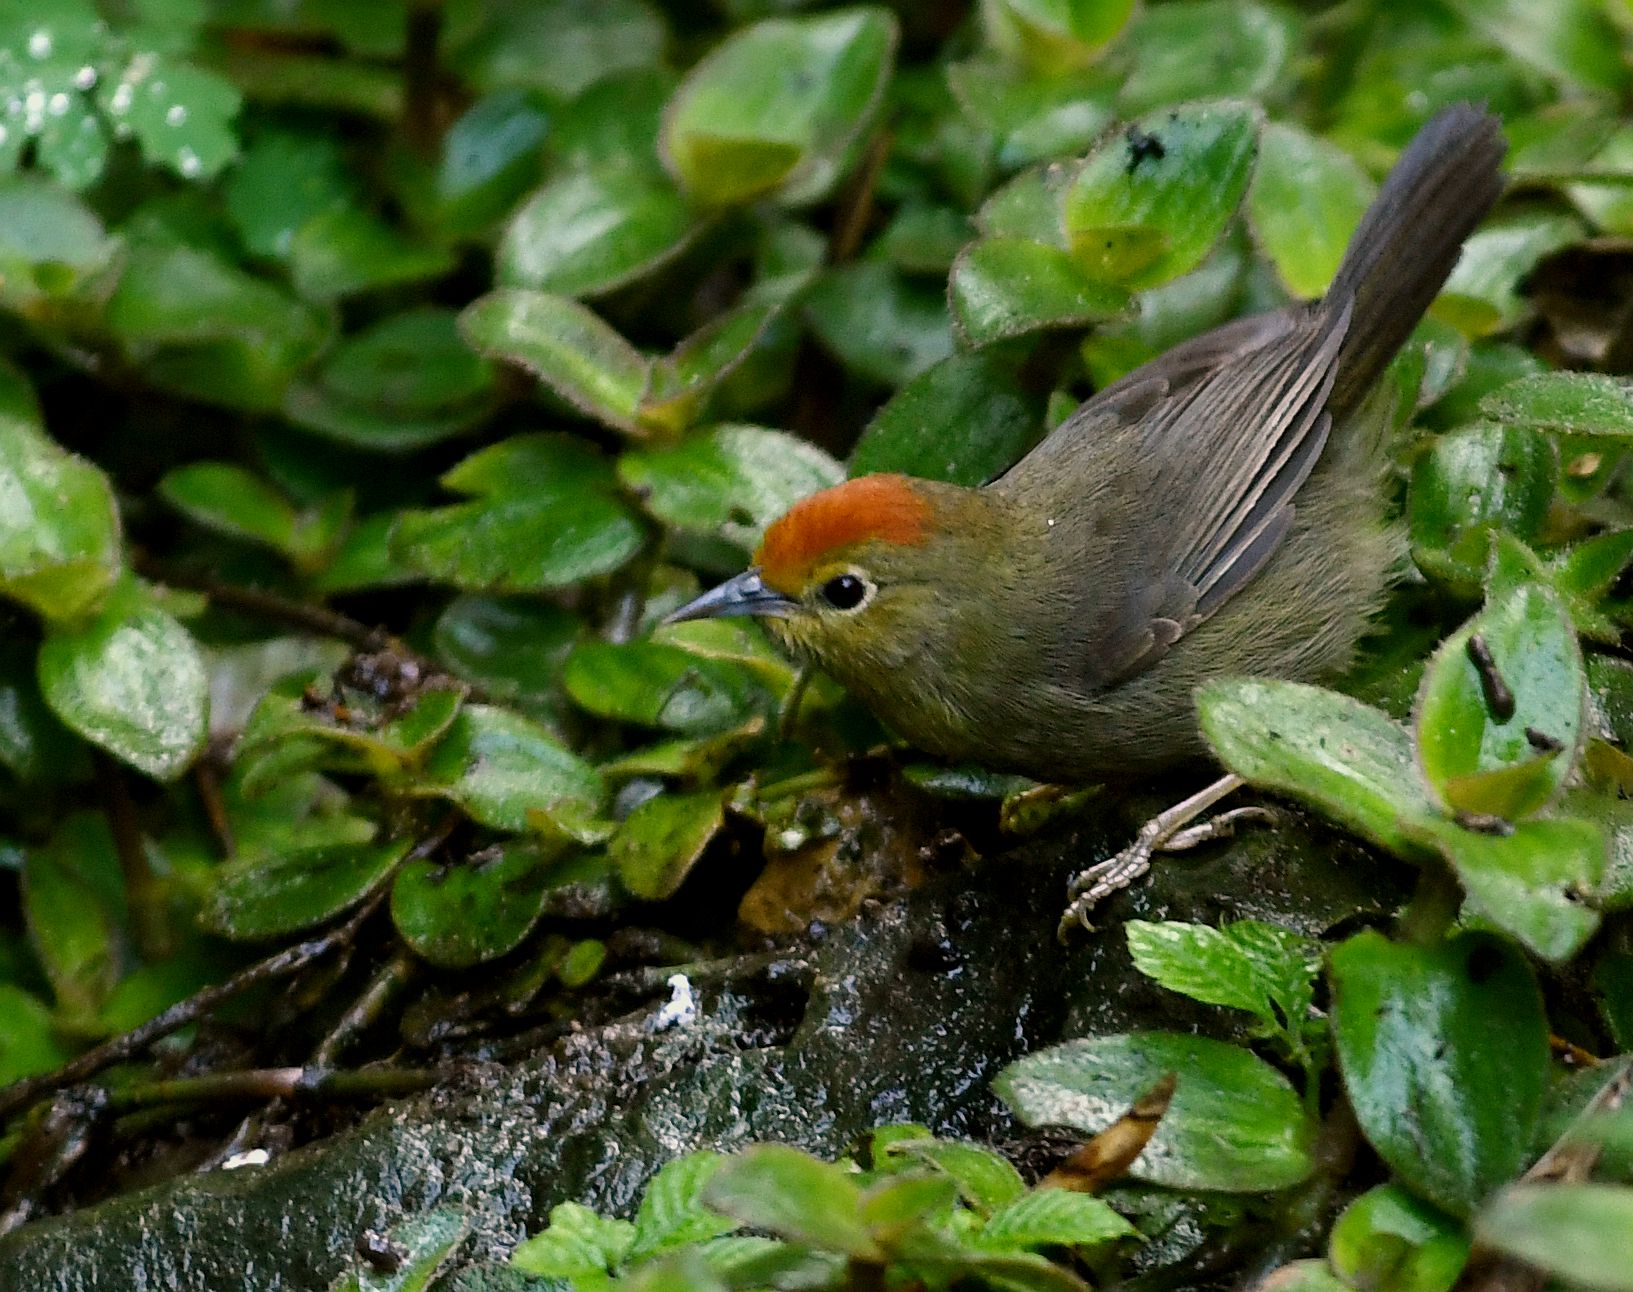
(666, 473), (979, 676)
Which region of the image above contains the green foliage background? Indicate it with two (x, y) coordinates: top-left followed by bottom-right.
(5, 0), (1633, 1286)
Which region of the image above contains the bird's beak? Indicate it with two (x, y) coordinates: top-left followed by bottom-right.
(663, 568), (798, 624)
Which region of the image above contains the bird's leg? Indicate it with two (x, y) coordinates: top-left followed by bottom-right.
(1057, 774), (1257, 938)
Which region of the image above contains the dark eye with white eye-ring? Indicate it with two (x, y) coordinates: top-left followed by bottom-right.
(821, 573), (869, 611)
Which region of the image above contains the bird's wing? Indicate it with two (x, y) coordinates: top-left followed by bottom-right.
(996, 300), (1352, 691)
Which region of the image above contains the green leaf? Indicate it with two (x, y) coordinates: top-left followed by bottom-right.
(629, 1153), (739, 1262)
(510, 1201), (635, 1279)
(661, 9), (898, 207)
(0, 639), (83, 783)
(460, 289), (650, 434)
(803, 262), (954, 387)
(949, 237), (1130, 347)
(498, 166), (698, 298)
(203, 839), (407, 941)
(946, 58), (1113, 171)
(99, 55), (241, 182)
(1117, 0), (1297, 114)
(610, 789), (725, 900)
(880, 1139), (1026, 1214)
(0, 398), (122, 622)
(22, 840), (119, 1022)
(1428, 815), (1603, 964)
(289, 207), (456, 302)
(995, 1032), (1316, 1192)
(1480, 372), (1633, 438)
(565, 640), (768, 735)
(1474, 1183), (1633, 1289)
(1248, 122), (1375, 298)
(1124, 919), (1320, 1034)
(38, 576), (208, 780)
(223, 128), (353, 259)
(619, 425), (843, 551)
(1408, 425), (1556, 592)
(642, 300), (793, 433)
(702, 1145), (880, 1259)
(979, 0), (1136, 75)
(1446, 0), (1626, 94)
(391, 842), (562, 968)
(0, 984), (74, 1085)
(1329, 931), (1548, 1216)
(849, 351), (1041, 484)
(105, 243), (328, 412)
(453, 0), (666, 100)
(1063, 100), (1260, 289)
(1438, 213), (1584, 335)
(976, 1190), (1137, 1251)
(1197, 679), (1436, 856)
(1415, 583), (1585, 819)
(425, 89), (551, 235)
(417, 706), (605, 834)
(0, 175), (115, 307)
(433, 595), (580, 714)
(1329, 1184), (1470, 1292)
(159, 463), (300, 555)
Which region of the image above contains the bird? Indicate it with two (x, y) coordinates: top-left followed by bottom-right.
(667, 104), (1508, 931)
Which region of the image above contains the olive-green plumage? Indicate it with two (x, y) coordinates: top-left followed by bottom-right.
(671, 105), (1507, 782)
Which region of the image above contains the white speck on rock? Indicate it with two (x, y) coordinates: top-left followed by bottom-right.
(652, 973), (697, 1030)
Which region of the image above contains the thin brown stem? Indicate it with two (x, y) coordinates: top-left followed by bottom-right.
(104, 1065), (445, 1111)
(402, 0), (445, 157)
(93, 751), (169, 961)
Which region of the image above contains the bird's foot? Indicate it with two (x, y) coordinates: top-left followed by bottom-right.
(1056, 774), (1262, 939)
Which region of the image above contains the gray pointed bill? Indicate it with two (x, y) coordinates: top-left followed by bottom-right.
(664, 568), (798, 624)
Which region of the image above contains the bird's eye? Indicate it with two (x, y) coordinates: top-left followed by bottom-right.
(820, 573), (869, 611)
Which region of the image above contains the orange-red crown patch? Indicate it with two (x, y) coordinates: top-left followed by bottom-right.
(756, 474), (930, 593)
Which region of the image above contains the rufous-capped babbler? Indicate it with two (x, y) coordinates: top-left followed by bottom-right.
(669, 105), (1507, 932)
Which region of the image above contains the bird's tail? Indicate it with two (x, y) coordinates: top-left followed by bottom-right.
(1326, 104), (1507, 417)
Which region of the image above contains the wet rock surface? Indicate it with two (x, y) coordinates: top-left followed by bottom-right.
(0, 802), (1405, 1292)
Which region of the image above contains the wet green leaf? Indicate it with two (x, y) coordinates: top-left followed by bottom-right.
(38, 575), (208, 780)
(619, 425), (843, 551)
(946, 58), (1113, 170)
(100, 56), (241, 182)
(1480, 372), (1633, 438)
(159, 463), (300, 554)
(996, 1032), (1316, 1192)
(1063, 100), (1260, 289)
(1447, 0), (1626, 94)
(1329, 1185), (1469, 1292)
(950, 237), (1129, 346)
(417, 705), (605, 833)
(1408, 425), (1556, 592)
(428, 89), (551, 235)
(203, 839), (407, 941)
(661, 9), (897, 206)
(460, 289), (649, 434)
(1330, 931), (1548, 1216)
(223, 128), (352, 259)
(498, 166), (698, 298)
(1415, 583), (1584, 819)
(850, 351), (1041, 484)
(22, 840), (119, 1022)
(391, 842), (562, 968)
(1125, 919), (1320, 1034)
(565, 640), (768, 735)
(0, 399), (122, 622)
(1198, 679), (1434, 856)
(433, 595), (580, 713)
(1249, 122), (1375, 298)
(611, 789), (725, 900)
